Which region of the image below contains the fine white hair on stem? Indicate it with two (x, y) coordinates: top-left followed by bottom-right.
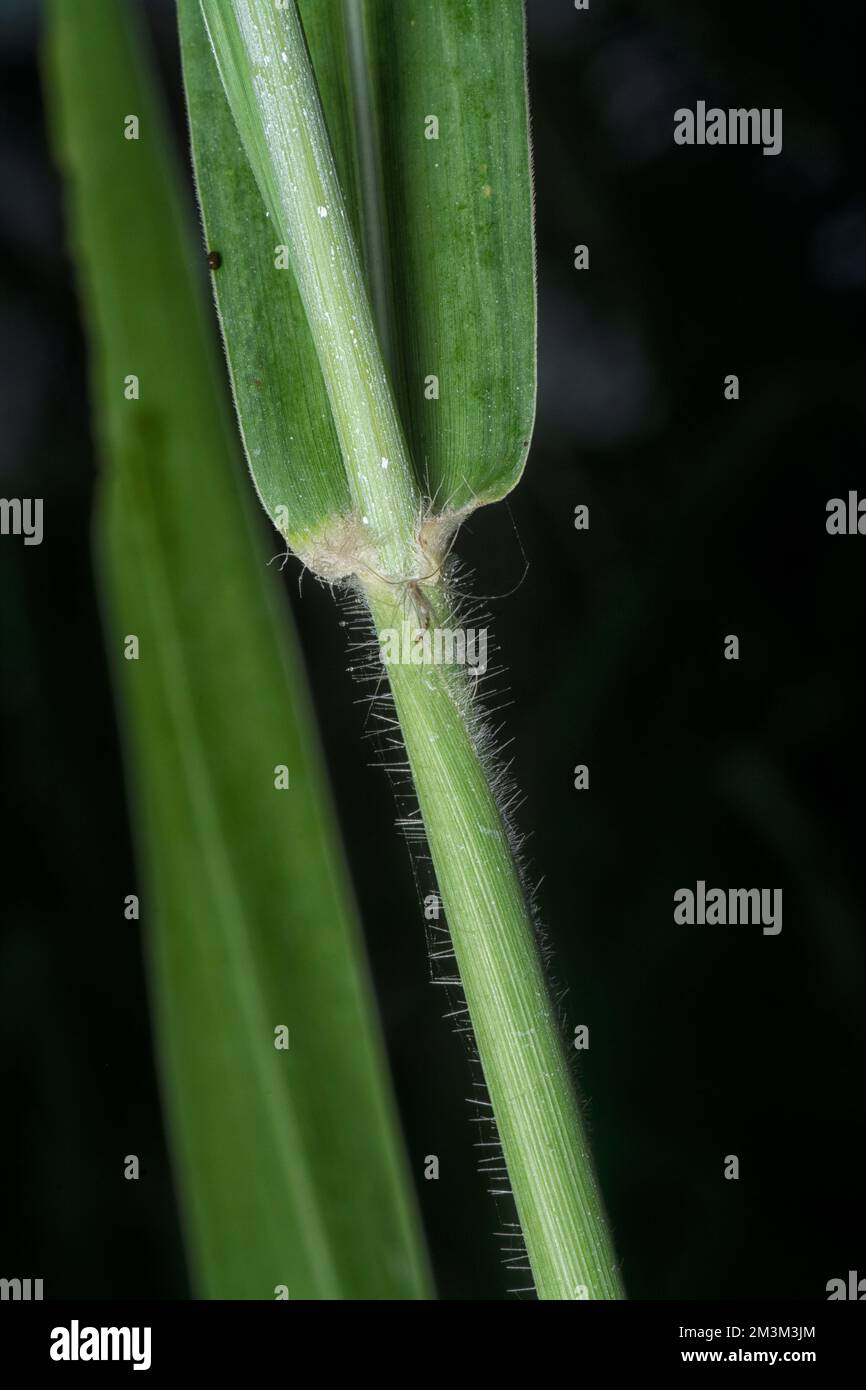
(333, 562), (592, 1296)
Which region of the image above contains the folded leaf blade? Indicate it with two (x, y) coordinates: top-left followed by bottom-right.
(358, 0), (537, 513)
(190, 0), (420, 579)
(179, 0), (351, 552)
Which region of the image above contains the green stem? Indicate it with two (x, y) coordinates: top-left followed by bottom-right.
(201, 0), (623, 1299)
(369, 587), (623, 1300)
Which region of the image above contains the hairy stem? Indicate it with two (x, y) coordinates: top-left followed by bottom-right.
(199, 0), (623, 1299)
(368, 585), (623, 1300)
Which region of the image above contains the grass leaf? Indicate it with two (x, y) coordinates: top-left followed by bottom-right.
(189, 0), (420, 580)
(356, 0), (537, 513)
(181, 0), (621, 1299)
(178, 0), (357, 554)
(45, 0), (431, 1300)
(185, 0), (535, 566)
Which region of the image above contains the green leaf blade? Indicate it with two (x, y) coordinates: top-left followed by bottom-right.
(178, 0), (351, 554)
(45, 0), (431, 1300)
(359, 0), (537, 513)
(184, 0), (536, 570)
(191, 0), (421, 580)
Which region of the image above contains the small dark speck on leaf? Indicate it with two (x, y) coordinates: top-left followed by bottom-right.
(207, 250), (222, 270)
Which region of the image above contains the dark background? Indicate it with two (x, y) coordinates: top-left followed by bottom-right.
(2, 0), (865, 1299)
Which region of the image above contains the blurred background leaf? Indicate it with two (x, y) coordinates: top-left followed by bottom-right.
(43, 0), (430, 1299)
